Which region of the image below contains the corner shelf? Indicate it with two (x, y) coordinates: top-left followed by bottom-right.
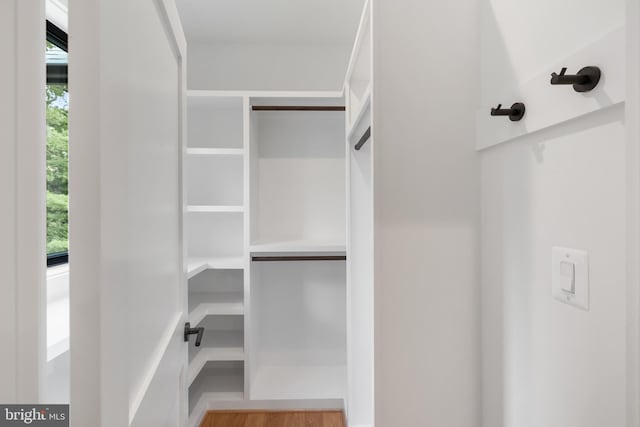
(187, 257), (244, 278)
(189, 301), (244, 326)
(188, 347), (245, 386)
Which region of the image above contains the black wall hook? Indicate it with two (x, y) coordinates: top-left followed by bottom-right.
(490, 103), (525, 122)
(550, 66), (601, 92)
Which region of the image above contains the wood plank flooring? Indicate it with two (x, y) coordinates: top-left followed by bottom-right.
(199, 410), (345, 427)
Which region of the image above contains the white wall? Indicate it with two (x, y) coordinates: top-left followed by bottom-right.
(372, 0), (481, 426)
(0, 0), (47, 403)
(480, 1), (627, 427)
(188, 43), (351, 91)
(626, 0), (640, 424)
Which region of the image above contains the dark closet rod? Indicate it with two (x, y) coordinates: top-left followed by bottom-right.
(354, 126), (371, 151)
(252, 106), (346, 111)
(252, 255), (347, 262)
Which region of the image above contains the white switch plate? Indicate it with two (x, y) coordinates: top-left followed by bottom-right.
(552, 247), (589, 310)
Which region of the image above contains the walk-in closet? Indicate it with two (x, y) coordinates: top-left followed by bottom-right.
(182, 2), (373, 425)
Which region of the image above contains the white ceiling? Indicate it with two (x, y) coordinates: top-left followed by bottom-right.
(176, 0), (366, 45)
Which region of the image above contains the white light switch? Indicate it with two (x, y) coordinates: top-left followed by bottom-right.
(559, 261), (575, 294)
(552, 247), (589, 310)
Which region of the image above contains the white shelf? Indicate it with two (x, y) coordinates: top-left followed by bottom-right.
(187, 148), (244, 156)
(189, 302), (244, 326)
(188, 326), (244, 367)
(250, 240), (346, 256)
(187, 257), (244, 278)
(187, 205), (244, 213)
(188, 348), (245, 386)
(251, 96), (345, 108)
(250, 365), (346, 401)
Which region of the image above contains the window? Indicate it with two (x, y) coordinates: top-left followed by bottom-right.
(46, 21), (68, 267)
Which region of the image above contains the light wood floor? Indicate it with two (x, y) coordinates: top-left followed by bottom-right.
(199, 410), (345, 427)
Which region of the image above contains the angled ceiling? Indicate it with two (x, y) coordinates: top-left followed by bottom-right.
(176, 0), (366, 45)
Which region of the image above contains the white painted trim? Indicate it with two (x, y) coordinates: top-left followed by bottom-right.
(0, 0), (49, 403)
(476, 26), (625, 150)
(129, 312), (183, 424)
(154, 2), (189, 426)
(188, 397), (345, 427)
(187, 393), (244, 427)
(46, 0), (67, 32)
(17, 0), (47, 402)
(347, 88), (371, 142)
(369, 1), (377, 426)
(344, 80), (353, 424)
(343, 0), (371, 87)
(242, 95), (253, 401)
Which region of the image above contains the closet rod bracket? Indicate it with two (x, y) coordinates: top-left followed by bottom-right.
(354, 126), (371, 151)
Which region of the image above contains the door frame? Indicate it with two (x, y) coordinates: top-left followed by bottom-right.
(0, 0), (47, 404)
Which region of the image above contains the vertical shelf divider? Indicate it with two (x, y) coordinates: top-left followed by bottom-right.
(242, 95), (252, 400)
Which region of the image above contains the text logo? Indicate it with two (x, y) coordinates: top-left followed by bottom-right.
(0, 406), (68, 426)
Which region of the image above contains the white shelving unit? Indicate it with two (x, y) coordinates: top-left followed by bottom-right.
(185, 93), (249, 426)
(188, 315), (245, 385)
(248, 93), (347, 405)
(186, 89), (352, 424)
